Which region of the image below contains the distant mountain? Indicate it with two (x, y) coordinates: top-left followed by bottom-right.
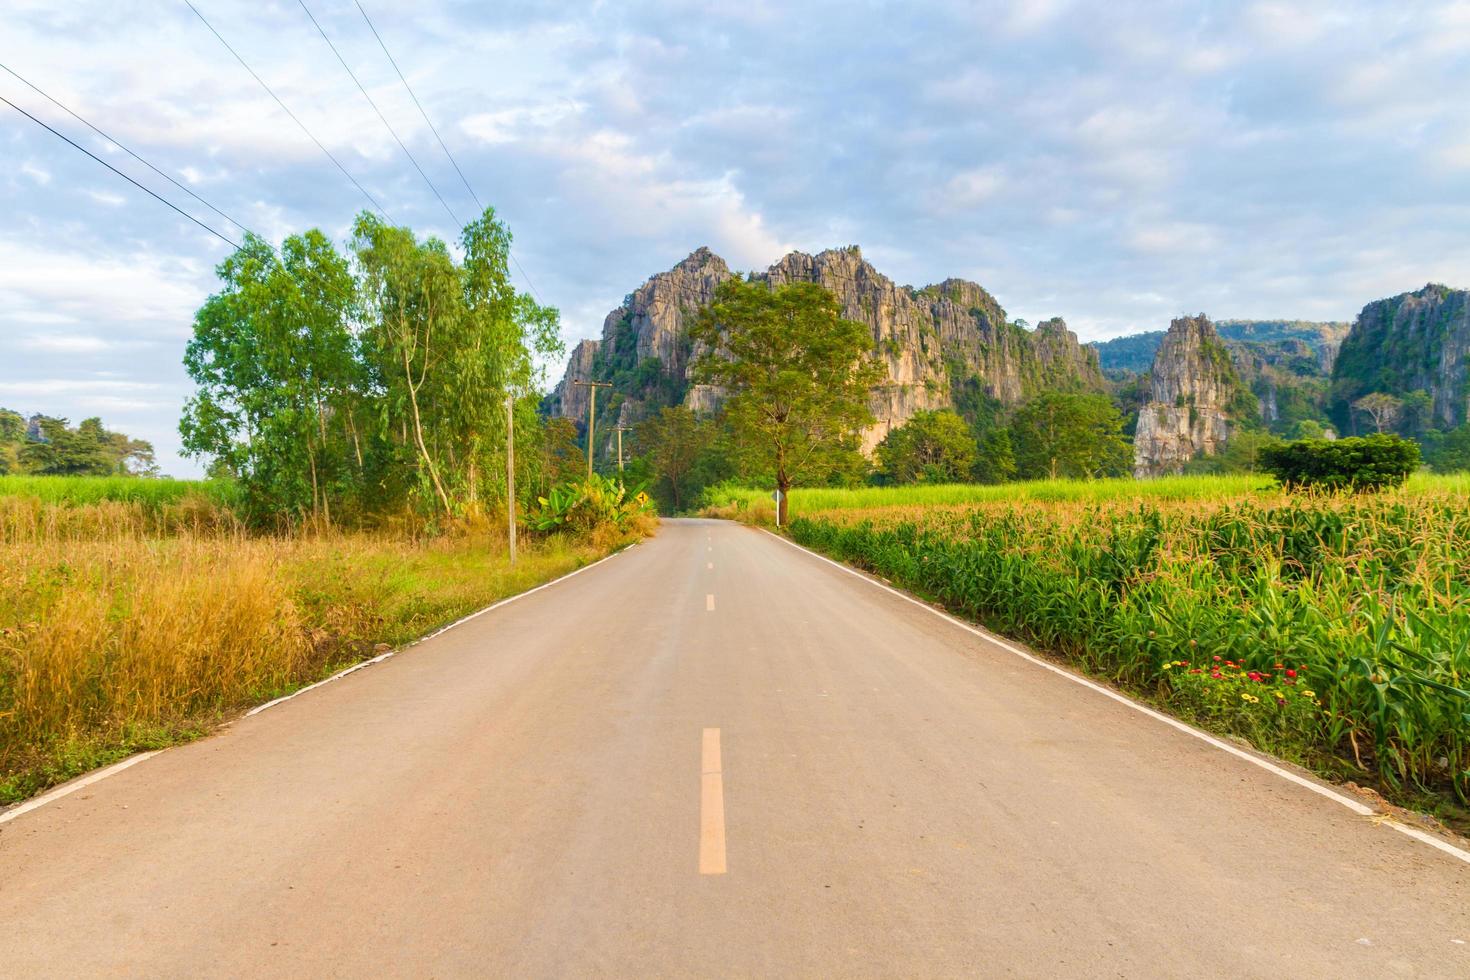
(1091, 320), (1349, 377)
(1329, 284), (1470, 434)
(1133, 316), (1254, 476)
(548, 247), (1104, 455)
(1089, 331), (1166, 375)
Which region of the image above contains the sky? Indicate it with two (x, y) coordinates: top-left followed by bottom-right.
(4, 1), (1470, 475)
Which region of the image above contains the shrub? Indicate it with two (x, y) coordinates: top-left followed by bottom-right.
(1260, 434), (1420, 492)
(525, 475), (655, 537)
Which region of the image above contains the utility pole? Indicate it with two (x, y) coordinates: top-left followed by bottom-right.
(506, 392), (516, 565)
(571, 379), (611, 479)
(613, 425), (632, 472)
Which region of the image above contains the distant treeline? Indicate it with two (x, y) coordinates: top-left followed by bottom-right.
(0, 410), (156, 477)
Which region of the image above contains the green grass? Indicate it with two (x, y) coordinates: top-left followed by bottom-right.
(0, 474), (240, 508)
(704, 471), (1469, 518)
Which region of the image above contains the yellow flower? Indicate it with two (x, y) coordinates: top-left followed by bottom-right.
(1302, 690), (1316, 698)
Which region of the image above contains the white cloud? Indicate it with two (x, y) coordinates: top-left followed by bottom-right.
(1127, 222), (1220, 255)
(83, 188), (127, 206)
(0, 238), (207, 337)
(943, 167), (1006, 209)
(460, 102), (584, 145)
(3, 0), (1470, 474)
(19, 333), (117, 353)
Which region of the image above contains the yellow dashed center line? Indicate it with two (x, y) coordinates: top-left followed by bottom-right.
(700, 728), (726, 875)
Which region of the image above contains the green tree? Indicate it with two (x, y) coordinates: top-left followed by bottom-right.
(1428, 423), (1470, 473)
(692, 279), (882, 524)
(1353, 392), (1404, 434)
(1288, 418), (1329, 440)
(1011, 392), (1130, 480)
(973, 426), (1017, 484)
(17, 416), (112, 475)
(1184, 430), (1283, 474)
(182, 230), (360, 523)
(875, 409), (976, 484)
(635, 406), (715, 511)
(537, 416), (587, 494)
(354, 208), (559, 518)
(1401, 389), (1435, 436)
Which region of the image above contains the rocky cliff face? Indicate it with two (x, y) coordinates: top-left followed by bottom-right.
(549, 246), (1104, 455)
(1133, 315), (1245, 476)
(1330, 284), (1470, 431)
(1092, 320), (1349, 377)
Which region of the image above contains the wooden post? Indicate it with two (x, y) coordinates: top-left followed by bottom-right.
(614, 425), (632, 472)
(571, 380), (611, 479)
(506, 393), (516, 564)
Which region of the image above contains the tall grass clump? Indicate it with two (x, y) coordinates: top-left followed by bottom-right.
(790, 489), (1470, 818)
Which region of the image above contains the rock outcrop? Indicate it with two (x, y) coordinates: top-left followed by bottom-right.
(548, 246), (1105, 456)
(1330, 284), (1470, 431)
(1132, 315), (1245, 476)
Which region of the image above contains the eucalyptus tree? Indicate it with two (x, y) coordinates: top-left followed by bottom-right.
(352, 208), (560, 517)
(181, 230), (359, 522)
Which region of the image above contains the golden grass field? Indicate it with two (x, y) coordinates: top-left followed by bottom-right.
(0, 492), (628, 803)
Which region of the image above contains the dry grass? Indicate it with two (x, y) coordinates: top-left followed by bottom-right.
(0, 498), (632, 803)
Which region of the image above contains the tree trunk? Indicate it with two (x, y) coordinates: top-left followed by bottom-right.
(402, 343), (453, 515)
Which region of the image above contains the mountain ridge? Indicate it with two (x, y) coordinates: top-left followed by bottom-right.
(548, 246), (1103, 453)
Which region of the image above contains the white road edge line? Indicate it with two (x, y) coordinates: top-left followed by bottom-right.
(248, 543), (639, 716)
(0, 543), (638, 827)
(762, 528), (1470, 867)
(0, 751), (160, 827)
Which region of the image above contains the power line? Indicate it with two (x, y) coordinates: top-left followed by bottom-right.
(0, 92), (241, 251)
(352, 0), (545, 305)
(354, 0), (480, 212)
(295, 0), (460, 227)
(0, 60), (253, 239)
(0, 76), (363, 312)
(183, 0), (393, 222)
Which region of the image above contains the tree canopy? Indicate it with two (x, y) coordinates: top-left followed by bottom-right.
(1011, 392), (1131, 480)
(181, 207), (562, 526)
(691, 278), (882, 522)
(0, 411), (155, 476)
(875, 409), (976, 484)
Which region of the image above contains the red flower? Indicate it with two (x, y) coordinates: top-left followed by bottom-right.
(1211, 671), (1222, 679)
(1285, 669), (1296, 678)
(1213, 656), (1221, 662)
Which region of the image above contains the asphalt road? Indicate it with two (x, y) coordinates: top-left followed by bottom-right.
(2, 518), (1467, 978)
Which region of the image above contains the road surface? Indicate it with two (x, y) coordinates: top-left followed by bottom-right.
(1, 518), (1467, 977)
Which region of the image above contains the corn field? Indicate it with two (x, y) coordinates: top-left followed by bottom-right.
(790, 490), (1470, 809)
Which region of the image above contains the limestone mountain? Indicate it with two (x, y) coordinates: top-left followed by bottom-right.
(548, 246), (1105, 455)
(1132, 315), (1256, 476)
(1091, 320), (1349, 377)
(1329, 283), (1470, 434)
(1095, 319), (1347, 442)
